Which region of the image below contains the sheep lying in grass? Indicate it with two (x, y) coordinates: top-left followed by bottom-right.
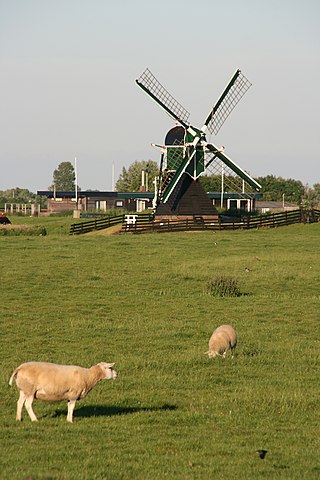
(9, 361), (117, 423)
(207, 324), (237, 358)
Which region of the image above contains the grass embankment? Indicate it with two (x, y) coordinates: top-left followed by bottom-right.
(0, 218), (319, 479)
(3, 214), (76, 235)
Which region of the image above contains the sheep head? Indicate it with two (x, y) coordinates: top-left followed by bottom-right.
(97, 362), (117, 380)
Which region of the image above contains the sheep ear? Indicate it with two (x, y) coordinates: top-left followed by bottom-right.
(98, 361), (115, 368)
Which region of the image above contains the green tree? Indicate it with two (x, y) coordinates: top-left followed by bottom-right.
(50, 162), (76, 191)
(200, 173), (307, 204)
(255, 175), (304, 203)
(199, 174), (244, 192)
(311, 183), (320, 206)
(116, 160), (159, 192)
(0, 188), (39, 203)
(199, 175), (222, 191)
(0, 188), (47, 209)
(302, 183), (320, 207)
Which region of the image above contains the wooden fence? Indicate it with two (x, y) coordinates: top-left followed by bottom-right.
(70, 209), (320, 235)
(69, 214), (124, 235)
(123, 209), (320, 234)
(69, 213), (154, 235)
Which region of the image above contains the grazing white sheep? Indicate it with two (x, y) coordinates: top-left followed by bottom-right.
(207, 330), (230, 358)
(9, 361), (117, 423)
(214, 324), (237, 357)
(207, 324), (237, 358)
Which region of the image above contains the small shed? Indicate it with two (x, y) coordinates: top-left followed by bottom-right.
(255, 200), (298, 213)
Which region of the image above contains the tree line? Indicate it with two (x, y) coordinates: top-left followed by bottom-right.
(200, 174), (307, 204)
(1, 160), (319, 207)
(116, 161), (320, 206)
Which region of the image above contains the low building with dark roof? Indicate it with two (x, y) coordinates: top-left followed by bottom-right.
(37, 190), (154, 214)
(37, 190), (263, 214)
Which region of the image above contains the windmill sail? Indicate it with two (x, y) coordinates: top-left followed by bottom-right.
(136, 68), (190, 127)
(204, 70), (252, 135)
(206, 143), (261, 191)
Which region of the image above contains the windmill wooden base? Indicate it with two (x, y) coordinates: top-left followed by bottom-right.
(155, 174), (219, 222)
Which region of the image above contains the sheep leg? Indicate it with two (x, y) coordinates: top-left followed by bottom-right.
(24, 396), (38, 422)
(16, 391), (26, 421)
(67, 400), (76, 423)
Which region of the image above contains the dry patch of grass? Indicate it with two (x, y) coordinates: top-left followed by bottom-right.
(87, 224), (123, 236)
(0, 224), (46, 236)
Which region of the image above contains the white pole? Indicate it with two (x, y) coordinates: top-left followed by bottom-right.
(75, 157), (78, 207)
(112, 162), (115, 191)
(152, 177), (158, 209)
(220, 162), (224, 209)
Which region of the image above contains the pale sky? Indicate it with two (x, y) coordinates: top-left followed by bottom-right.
(0, 0), (319, 193)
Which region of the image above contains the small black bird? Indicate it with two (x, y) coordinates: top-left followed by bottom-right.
(256, 449), (268, 459)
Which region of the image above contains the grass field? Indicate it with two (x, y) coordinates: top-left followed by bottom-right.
(1, 217), (319, 479)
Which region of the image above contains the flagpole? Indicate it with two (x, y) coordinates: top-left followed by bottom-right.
(220, 162), (224, 209)
(112, 162), (115, 191)
(75, 157), (78, 207)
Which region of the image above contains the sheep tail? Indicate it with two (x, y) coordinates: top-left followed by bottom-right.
(9, 367), (20, 386)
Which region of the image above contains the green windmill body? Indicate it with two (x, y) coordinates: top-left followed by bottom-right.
(136, 68), (261, 219)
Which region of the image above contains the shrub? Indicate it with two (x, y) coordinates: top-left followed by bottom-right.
(0, 225), (47, 236)
(205, 275), (241, 297)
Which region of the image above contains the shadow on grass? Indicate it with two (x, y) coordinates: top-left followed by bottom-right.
(53, 403), (177, 419)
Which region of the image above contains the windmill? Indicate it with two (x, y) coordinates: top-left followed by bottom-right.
(136, 68), (261, 219)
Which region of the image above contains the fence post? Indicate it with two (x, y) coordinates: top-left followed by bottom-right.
(300, 208), (305, 223)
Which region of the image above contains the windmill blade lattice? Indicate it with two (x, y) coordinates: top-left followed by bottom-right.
(159, 140), (186, 197)
(206, 70), (252, 135)
(136, 69), (190, 126)
(205, 143), (261, 191)
(203, 150), (258, 197)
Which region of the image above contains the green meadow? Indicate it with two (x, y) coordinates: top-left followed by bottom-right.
(1, 217), (319, 479)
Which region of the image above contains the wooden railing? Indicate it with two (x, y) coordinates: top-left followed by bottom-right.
(69, 209), (320, 235)
(69, 214), (125, 235)
(69, 213), (154, 235)
(125, 209), (320, 234)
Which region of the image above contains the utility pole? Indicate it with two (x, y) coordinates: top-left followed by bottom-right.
(75, 157), (78, 207)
